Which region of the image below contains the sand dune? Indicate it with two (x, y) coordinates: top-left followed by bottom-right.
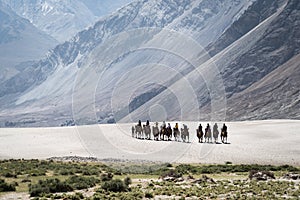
(0, 120), (299, 165)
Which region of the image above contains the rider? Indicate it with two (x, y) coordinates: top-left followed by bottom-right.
(175, 122), (179, 130)
(213, 123), (218, 133)
(162, 121), (166, 129)
(198, 123), (202, 132)
(138, 120), (141, 127)
(222, 123), (227, 133)
(167, 123), (171, 129)
(183, 124), (188, 130)
(146, 120), (150, 126)
(205, 123), (210, 132)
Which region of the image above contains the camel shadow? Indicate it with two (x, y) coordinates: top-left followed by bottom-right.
(222, 142), (231, 144)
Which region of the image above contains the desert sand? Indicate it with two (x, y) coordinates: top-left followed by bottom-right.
(0, 120), (299, 165)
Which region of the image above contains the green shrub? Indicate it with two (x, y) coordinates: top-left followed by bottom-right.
(66, 175), (99, 190)
(124, 177), (132, 186)
(101, 179), (128, 192)
(29, 178), (73, 197)
(160, 169), (182, 178)
(3, 171), (17, 178)
(66, 192), (84, 200)
(145, 192), (154, 198)
(100, 172), (114, 182)
(175, 164), (198, 174)
(166, 163), (172, 167)
(0, 179), (16, 192)
(59, 169), (74, 175)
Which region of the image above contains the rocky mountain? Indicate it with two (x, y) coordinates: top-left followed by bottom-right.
(78, 0), (133, 17)
(2, 0), (134, 42)
(0, 0), (299, 126)
(226, 53), (300, 120)
(0, 1), (57, 83)
(224, 0), (300, 120)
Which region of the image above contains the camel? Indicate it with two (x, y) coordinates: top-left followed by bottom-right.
(165, 126), (172, 141)
(181, 124), (189, 143)
(213, 123), (219, 143)
(204, 124), (212, 143)
(221, 124), (228, 143)
(135, 125), (143, 139)
(131, 126), (135, 138)
(196, 128), (204, 143)
(221, 130), (228, 143)
(152, 123), (160, 141)
(143, 124), (151, 140)
(160, 127), (166, 140)
(173, 128), (180, 141)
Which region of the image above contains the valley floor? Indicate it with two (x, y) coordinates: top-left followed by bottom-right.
(0, 120), (299, 166)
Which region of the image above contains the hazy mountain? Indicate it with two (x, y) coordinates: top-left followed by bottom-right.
(0, 0), (299, 126)
(0, 1), (57, 83)
(78, 0), (133, 17)
(2, 0), (134, 42)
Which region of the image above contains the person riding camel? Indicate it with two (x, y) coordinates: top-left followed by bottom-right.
(138, 120), (141, 127)
(198, 123), (202, 132)
(222, 123), (227, 133)
(167, 123), (171, 129)
(183, 124), (188, 130)
(213, 123), (218, 133)
(174, 123), (179, 130)
(146, 120), (150, 126)
(162, 121), (166, 129)
(205, 123), (210, 132)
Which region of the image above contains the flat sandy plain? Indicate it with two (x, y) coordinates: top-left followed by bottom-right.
(0, 120), (299, 166)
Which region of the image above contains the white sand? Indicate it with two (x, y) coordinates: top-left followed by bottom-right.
(0, 120), (299, 165)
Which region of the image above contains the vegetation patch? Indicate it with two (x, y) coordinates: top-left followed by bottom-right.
(0, 179), (16, 192)
(0, 159), (299, 199)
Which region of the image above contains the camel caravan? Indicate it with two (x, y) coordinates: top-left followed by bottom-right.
(131, 120), (228, 144)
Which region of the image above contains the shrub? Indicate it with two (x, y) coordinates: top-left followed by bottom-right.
(101, 179), (128, 192)
(100, 172), (113, 182)
(59, 169), (74, 175)
(66, 175), (99, 190)
(29, 178), (73, 197)
(175, 164), (198, 174)
(160, 169), (182, 179)
(67, 192), (84, 200)
(0, 179), (16, 192)
(21, 178), (31, 183)
(166, 163), (173, 167)
(145, 192), (154, 198)
(3, 171), (17, 178)
(124, 177), (132, 186)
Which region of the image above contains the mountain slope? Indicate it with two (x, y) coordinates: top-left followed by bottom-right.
(121, 0), (299, 122)
(226, 53), (300, 120)
(206, 0), (286, 56)
(0, 1), (57, 81)
(2, 0), (255, 126)
(2, 0), (134, 42)
(1, 0), (96, 42)
(3, 0), (251, 100)
(78, 0), (133, 17)
(220, 0), (300, 97)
